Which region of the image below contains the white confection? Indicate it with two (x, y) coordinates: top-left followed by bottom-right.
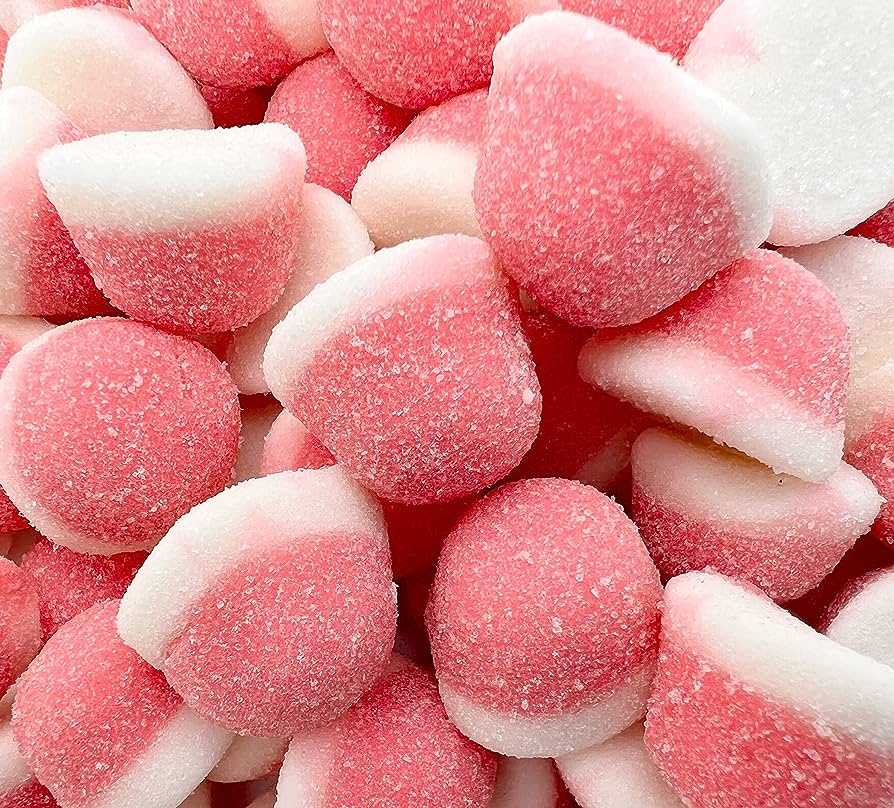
(827, 569), (894, 669)
(209, 734), (289, 783)
(490, 757), (560, 808)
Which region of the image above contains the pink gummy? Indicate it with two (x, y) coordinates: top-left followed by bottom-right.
(0, 319), (241, 554)
(427, 478), (663, 757)
(317, 0), (557, 109)
(265, 52), (413, 200)
(199, 84), (272, 129)
(850, 199), (894, 247)
(473, 11), (771, 329)
(19, 537), (146, 641)
(259, 411), (335, 476)
(0, 558), (40, 696)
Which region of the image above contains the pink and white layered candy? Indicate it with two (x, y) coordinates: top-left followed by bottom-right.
(646, 572), (894, 808)
(265, 54), (412, 202)
(12, 601), (232, 808)
(117, 468), (397, 737)
(38, 124), (307, 334)
(209, 735), (288, 784)
(490, 758), (571, 808)
(0, 558), (40, 697)
(630, 429), (881, 602)
(0, 695), (57, 808)
(264, 235), (541, 505)
(0, 319), (241, 554)
(317, 0), (556, 109)
(473, 11), (771, 329)
(0, 89), (109, 318)
(232, 397), (282, 484)
(427, 478), (663, 757)
(225, 184), (373, 395)
(277, 659), (499, 808)
(851, 200), (894, 248)
(685, 0), (894, 246)
(557, 724), (684, 808)
(352, 89), (486, 249)
(0, 0), (129, 34)
(2, 7), (212, 136)
(825, 567), (894, 669)
(132, 0), (328, 89)
(580, 249), (851, 483)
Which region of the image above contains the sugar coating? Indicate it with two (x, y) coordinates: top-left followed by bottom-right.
(19, 536), (147, 641)
(474, 11), (771, 329)
(318, 0), (556, 109)
(226, 184), (373, 395)
(580, 249), (851, 483)
(12, 601), (232, 808)
(685, 0), (894, 246)
(259, 411), (335, 476)
(783, 236), (894, 382)
(0, 0), (130, 33)
(825, 567), (894, 669)
(199, 84), (272, 129)
(490, 758), (571, 808)
(266, 53), (412, 201)
(132, 0), (328, 89)
(352, 89), (486, 249)
(562, 0), (721, 60)
(1, 6), (212, 136)
(0, 319), (241, 555)
(277, 662), (498, 808)
(631, 429), (881, 602)
(0, 558), (40, 697)
(265, 235), (541, 504)
(851, 200), (894, 248)
(118, 468), (396, 736)
(0, 711), (57, 808)
(209, 735), (288, 784)
(0, 88), (110, 318)
(557, 724), (684, 808)
(232, 397), (282, 484)
(646, 573), (894, 808)
(427, 478), (662, 757)
(38, 125), (307, 334)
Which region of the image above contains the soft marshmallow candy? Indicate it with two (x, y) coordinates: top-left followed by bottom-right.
(490, 758), (572, 808)
(0, 319), (241, 554)
(277, 659), (499, 808)
(38, 125), (307, 334)
(117, 468), (397, 737)
(12, 601), (232, 808)
(631, 429), (881, 601)
(0, 89), (110, 318)
(352, 89), (486, 248)
(685, 0), (894, 246)
(646, 572), (894, 808)
(580, 249), (851, 483)
(2, 6), (212, 136)
(851, 200), (894, 248)
(473, 11), (771, 329)
(427, 478), (663, 757)
(209, 735), (288, 784)
(265, 53), (412, 201)
(264, 235), (541, 505)
(825, 567), (894, 669)
(0, 558), (40, 697)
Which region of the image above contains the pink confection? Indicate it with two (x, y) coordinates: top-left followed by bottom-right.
(561, 0), (721, 60)
(0, 89), (110, 318)
(132, 0), (328, 89)
(226, 184), (373, 395)
(117, 468), (397, 736)
(0, 700), (57, 808)
(427, 478), (663, 757)
(12, 601), (232, 808)
(0, 319), (241, 554)
(491, 758), (572, 808)
(630, 429), (881, 602)
(199, 84), (272, 129)
(19, 537), (147, 641)
(0, 0), (130, 33)
(580, 249), (851, 483)
(850, 200), (894, 247)
(265, 53), (412, 201)
(352, 89), (486, 248)
(38, 124), (307, 334)
(473, 11), (771, 329)
(824, 567), (894, 668)
(645, 573), (894, 808)
(2, 7), (212, 136)
(317, 0), (556, 109)
(277, 660), (498, 808)
(232, 397), (282, 484)
(264, 235), (541, 505)
(0, 558), (40, 697)
(208, 736), (288, 784)
(259, 411), (335, 476)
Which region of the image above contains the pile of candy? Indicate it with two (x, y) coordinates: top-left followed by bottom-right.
(0, 0), (893, 807)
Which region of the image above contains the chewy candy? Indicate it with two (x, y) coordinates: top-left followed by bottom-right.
(0, 558), (40, 697)
(824, 567), (894, 669)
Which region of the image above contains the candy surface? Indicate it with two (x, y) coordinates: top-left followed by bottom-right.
(825, 567), (894, 668)
(0, 558), (40, 697)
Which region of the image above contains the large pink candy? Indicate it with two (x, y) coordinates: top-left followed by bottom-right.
(473, 11), (771, 329)
(38, 124), (307, 334)
(646, 572), (894, 808)
(824, 567), (894, 669)
(117, 468), (397, 737)
(631, 429), (881, 601)
(580, 249), (851, 483)
(264, 235), (541, 505)
(12, 601), (232, 808)
(427, 478), (663, 757)
(0, 558), (40, 697)
(277, 659), (498, 808)
(0, 319), (241, 555)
